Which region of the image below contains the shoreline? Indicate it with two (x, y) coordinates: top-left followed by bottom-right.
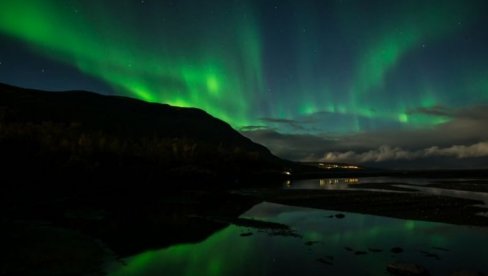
(241, 188), (488, 227)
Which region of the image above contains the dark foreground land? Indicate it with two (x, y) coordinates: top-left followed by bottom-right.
(2, 177), (488, 275)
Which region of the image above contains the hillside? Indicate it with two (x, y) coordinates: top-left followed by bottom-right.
(0, 83), (287, 194)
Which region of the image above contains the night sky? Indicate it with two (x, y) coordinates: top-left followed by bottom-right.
(1, 0), (488, 168)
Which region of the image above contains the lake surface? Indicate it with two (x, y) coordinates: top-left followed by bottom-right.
(285, 177), (488, 207)
(108, 202), (488, 275)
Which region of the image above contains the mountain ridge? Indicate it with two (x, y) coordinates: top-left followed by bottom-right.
(0, 82), (287, 193)
(0, 82), (269, 150)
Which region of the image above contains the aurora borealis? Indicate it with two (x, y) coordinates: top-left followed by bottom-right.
(1, 0), (488, 166)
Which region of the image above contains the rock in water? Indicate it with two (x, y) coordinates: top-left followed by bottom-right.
(354, 251), (367, 255)
(390, 247), (404, 254)
(386, 263), (430, 276)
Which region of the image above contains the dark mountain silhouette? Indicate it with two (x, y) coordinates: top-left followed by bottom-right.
(0, 82), (287, 195)
(0, 82), (270, 150)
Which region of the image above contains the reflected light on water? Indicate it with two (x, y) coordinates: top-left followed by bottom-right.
(108, 202), (488, 276)
(319, 178), (360, 186)
(284, 178), (361, 190)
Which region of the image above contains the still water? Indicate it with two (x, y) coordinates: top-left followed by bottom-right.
(108, 202), (488, 275)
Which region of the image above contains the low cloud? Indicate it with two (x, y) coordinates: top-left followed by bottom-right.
(322, 141), (488, 163)
(406, 105), (453, 117)
(425, 142), (488, 158)
(239, 125), (271, 132)
(259, 117), (308, 130)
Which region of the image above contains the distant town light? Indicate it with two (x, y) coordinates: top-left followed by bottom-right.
(283, 171), (292, 175)
(320, 163), (360, 170)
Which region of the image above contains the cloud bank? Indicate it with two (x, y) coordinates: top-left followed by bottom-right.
(322, 141), (488, 163)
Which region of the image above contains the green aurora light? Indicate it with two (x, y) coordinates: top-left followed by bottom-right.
(0, 0), (486, 134)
